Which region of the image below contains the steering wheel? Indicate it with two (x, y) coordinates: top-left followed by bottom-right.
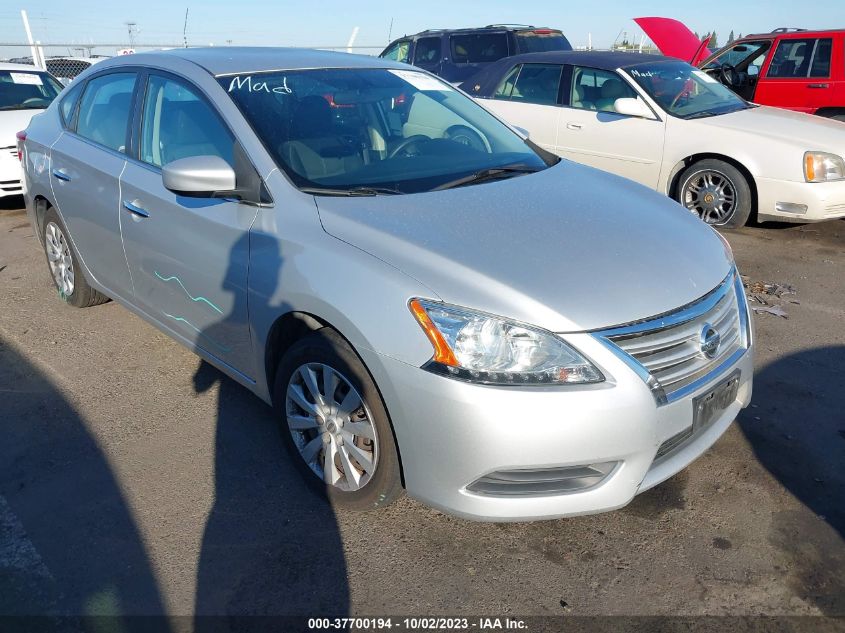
(669, 80), (694, 110)
(388, 135), (431, 159)
(719, 63), (740, 88)
(443, 125), (489, 153)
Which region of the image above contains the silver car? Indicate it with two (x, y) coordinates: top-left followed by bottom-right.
(20, 48), (754, 521)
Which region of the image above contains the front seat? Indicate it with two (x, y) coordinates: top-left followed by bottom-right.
(595, 79), (629, 112)
(571, 83), (595, 110)
(281, 96), (363, 180)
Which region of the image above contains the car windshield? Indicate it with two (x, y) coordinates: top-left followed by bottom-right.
(0, 70), (63, 110)
(220, 67), (552, 194)
(516, 30), (572, 53)
(702, 40), (771, 71)
(626, 61), (750, 119)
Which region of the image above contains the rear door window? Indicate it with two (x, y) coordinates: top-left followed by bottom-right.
(767, 38), (832, 78)
(495, 64), (563, 105)
(413, 37), (441, 66)
(450, 33), (509, 64)
(75, 72), (137, 152)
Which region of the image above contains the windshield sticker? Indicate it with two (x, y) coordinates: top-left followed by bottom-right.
(388, 69), (451, 91)
(693, 70), (718, 84)
(227, 75), (293, 95)
(10, 72), (43, 86)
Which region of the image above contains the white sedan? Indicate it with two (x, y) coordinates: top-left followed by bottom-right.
(0, 63), (63, 199)
(463, 51), (845, 227)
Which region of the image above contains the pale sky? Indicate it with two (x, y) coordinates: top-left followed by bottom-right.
(2, 0), (844, 58)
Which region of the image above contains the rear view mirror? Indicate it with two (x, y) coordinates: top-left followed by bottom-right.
(613, 97), (652, 119)
(162, 155), (236, 197)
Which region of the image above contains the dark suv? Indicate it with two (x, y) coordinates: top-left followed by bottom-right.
(379, 25), (572, 83)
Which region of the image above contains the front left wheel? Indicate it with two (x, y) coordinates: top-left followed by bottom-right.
(273, 328), (404, 511)
(677, 159), (752, 229)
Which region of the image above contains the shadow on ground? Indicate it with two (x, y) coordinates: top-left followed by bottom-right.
(737, 345), (845, 615)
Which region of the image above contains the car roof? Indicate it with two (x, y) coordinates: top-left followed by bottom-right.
(483, 50), (673, 70)
(0, 62), (55, 72)
(741, 28), (845, 39)
(461, 50), (677, 95)
(97, 47), (408, 76)
(397, 25), (561, 39)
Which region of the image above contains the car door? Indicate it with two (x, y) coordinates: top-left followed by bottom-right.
(757, 36), (834, 113)
(412, 36), (443, 76)
(482, 63), (564, 154)
(833, 34), (845, 110)
(556, 65), (665, 189)
(119, 71), (258, 377)
(49, 71), (137, 297)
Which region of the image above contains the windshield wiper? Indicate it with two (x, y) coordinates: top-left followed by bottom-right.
(300, 186), (404, 197)
(433, 165), (539, 191)
(684, 110), (724, 120)
(0, 104), (47, 111)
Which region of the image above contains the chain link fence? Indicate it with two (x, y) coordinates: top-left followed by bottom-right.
(1, 43), (387, 81)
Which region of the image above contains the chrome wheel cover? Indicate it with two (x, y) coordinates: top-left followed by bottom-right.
(285, 363), (379, 491)
(45, 222), (75, 297)
(682, 170), (737, 225)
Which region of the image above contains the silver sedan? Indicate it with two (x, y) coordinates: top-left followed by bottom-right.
(19, 47), (753, 520)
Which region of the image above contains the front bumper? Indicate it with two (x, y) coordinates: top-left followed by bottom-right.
(0, 148), (24, 198)
(360, 332), (753, 522)
(756, 176), (845, 222)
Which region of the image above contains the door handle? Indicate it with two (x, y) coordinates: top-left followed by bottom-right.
(52, 168), (71, 182)
(808, 83), (830, 89)
(566, 122), (583, 130)
(122, 200), (150, 218)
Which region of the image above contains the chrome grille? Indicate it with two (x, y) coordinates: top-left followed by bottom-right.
(595, 270), (749, 404)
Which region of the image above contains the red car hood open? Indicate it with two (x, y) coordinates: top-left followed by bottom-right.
(634, 16), (712, 65)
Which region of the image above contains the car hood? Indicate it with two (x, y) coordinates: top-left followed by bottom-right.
(315, 162), (732, 333)
(0, 109), (44, 145)
(634, 17), (712, 65)
(693, 106), (845, 151)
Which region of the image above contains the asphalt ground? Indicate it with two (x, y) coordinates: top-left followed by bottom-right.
(0, 194), (843, 629)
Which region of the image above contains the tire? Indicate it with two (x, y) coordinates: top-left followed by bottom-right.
(41, 208), (109, 308)
(676, 159), (753, 229)
(272, 328), (404, 511)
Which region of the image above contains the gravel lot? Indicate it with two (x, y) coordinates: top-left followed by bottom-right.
(1, 195), (843, 623)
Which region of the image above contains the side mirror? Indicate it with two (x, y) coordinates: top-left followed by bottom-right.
(613, 97), (653, 119)
(162, 155), (236, 197)
(513, 126), (531, 140)
(748, 66), (759, 77)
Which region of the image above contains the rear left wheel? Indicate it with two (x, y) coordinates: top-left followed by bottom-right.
(42, 208), (109, 308)
(273, 328), (403, 511)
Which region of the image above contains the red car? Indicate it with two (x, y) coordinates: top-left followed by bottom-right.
(637, 18), (845, 121)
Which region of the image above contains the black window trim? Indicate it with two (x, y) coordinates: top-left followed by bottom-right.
(412, 36), (443, 65)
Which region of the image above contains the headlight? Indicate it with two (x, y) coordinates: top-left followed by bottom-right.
(804, 151), (845, 182)
(408, 299), (604, 386)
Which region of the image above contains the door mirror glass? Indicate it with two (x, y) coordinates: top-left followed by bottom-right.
(613, 97), (652, 118)
(162, 155), (236, 196)
(747, 65), (759, 77)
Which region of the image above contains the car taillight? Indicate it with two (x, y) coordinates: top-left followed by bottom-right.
(16, 130), (26, 162)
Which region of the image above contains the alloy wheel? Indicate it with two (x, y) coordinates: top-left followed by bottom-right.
(285, 362), (379, 491)
(682, 170), (737, 225)
(45, 222), (75, 297)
